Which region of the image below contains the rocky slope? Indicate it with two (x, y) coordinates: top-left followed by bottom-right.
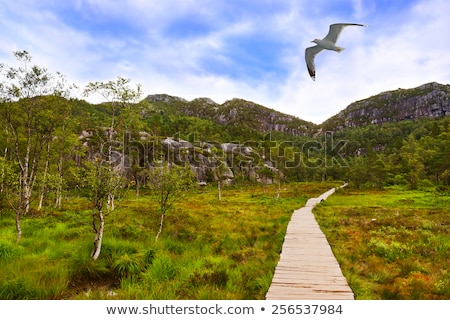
(320, 82), (450, 131)
(83, 82), (450, 186)
(146, 94), (315, 136)
(146, 82), (450, 135)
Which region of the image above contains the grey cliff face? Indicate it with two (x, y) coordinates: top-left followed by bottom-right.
(322, 82), (450, 130)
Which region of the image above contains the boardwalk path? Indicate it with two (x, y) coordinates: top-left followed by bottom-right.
(265, 184), (354, 300)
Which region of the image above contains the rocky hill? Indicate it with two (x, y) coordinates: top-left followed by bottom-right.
(320, 82), (450, 131)
(84, 82), (450, 186)
(146, 94), (315, 136)
(146, 82), (450, 136)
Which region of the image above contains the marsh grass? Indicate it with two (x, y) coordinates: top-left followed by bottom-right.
(0, 182), (338, 299)
(314, 186), (450, 299)
(3, 182), (447, 300)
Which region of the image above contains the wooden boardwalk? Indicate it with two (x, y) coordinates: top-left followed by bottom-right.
(266, 184), (354, 300)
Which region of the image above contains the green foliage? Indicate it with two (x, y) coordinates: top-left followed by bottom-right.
(147, 164), (196, 214)
(336, 117), (450, 189)
(147, 164), (196, 241)
(80, 161), (125, 206)
(83, 76), (144, 134)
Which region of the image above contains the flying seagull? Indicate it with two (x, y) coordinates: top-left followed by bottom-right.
(305, 23), (366, 80)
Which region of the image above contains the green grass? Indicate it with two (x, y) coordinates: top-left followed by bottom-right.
(4, 182), (446, 300)
(0, 182), (338, 299)
(313, 186), (450, 299)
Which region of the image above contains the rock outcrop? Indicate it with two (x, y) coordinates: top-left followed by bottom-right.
(321, 82), (450, 131)
(80, 82), (450, 185)
(79, 130), (282, 186)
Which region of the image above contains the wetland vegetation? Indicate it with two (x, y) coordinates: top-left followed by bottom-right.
(0, 182), (337, 299)
(314, 186), (450, 299)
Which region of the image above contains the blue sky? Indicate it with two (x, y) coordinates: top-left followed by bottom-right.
(1, 0), (449, 124)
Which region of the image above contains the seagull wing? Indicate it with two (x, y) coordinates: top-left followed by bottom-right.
(305, 45), (323, 80)
(323, 23), (366, 44)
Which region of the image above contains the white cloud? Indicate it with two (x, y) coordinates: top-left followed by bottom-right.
(351, 0), (376, 20)
(270, 0), (450, 123)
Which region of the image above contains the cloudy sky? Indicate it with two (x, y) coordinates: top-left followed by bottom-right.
(1, 0), (449, 124)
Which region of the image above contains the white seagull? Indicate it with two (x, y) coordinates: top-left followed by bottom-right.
(305, 23), (366, 80)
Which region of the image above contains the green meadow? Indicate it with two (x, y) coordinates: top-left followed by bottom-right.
(314, 186), (450, 299)
(0, 182), (337, 300)
(1, 182), (449, 300)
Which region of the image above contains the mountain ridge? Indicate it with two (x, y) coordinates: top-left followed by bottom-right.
(145, 94), (316, 136)
(321, 82), (450, 131)
(145, 81), (450, 134)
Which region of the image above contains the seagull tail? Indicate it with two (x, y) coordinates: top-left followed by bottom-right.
(335, 46), (345, 52)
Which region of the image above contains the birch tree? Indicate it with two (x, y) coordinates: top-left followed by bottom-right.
(214, 161), (232, 201)
(81, 77), (143, 259)
(83, 76), (143, 211)
(82, 158), (124, 260)
(0, 50), (75, 241)
(147, 163), (195, 241)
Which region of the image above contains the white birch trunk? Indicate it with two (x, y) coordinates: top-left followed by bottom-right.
(107, 193), (115, 212)
(91, 208), (105, 260)
(54, 148), (64, 208)
(155, 211), (165, 242)
(38, 142), (51, 211)
(15, 209), (22, 243)
(22, 177), (31, 215)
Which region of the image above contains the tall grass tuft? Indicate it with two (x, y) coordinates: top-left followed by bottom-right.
(70, 250), (110, 282)
(0, 241), (23, 259)
(146, 254), (177, 282)
(112, 252), (144, 280)
(1, 277), (37, 299)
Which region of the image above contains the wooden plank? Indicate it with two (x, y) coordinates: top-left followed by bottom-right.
(266, 184), (353, 300)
